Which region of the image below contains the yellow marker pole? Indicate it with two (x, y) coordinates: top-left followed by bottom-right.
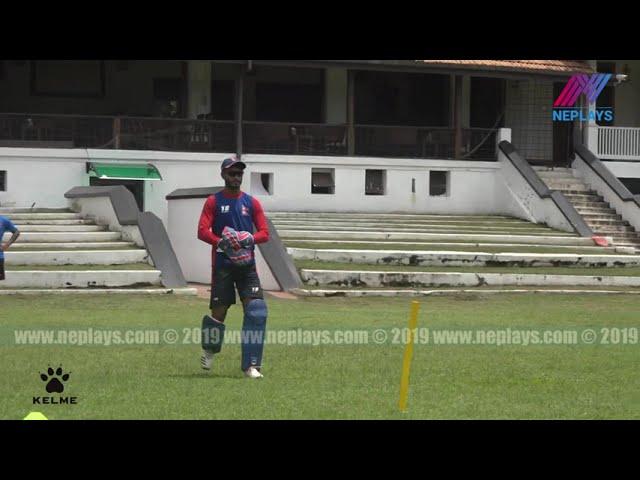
(399, 301), (420, 413)
(23, 412), (48, 420)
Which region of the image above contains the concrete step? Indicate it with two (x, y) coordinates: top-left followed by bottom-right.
(279, 230), (595, 245)
(273, 222), (561, 233)
(562, 193), (604, 202)
(293, 287), (640, 297)
(533, 167), (573, 173)
(271, 217), (537, 226)
(546, 182), (590, 191)
(2, 232), (122, 243)
(0, 207), (73, 214)
(575, 207), (618, 215)
(8, 225), (106, 232)
(295, 259), (640, 275)
(0, 270), (162, 288)
(284, 239), (621, 254)
(614, 241), (640, 248)
(538, 174), (578, 181)
(4, 250), (150, 266)
(603, 233), (640, 240)
(554, 186), (592, 193)
(0, 288), (198, 295)
(586, 220), (630, 228)
(580, 213), (621, 220)
(10, 242), (138, 250)
(5, 213), (84, 220)
(300, 269), (640, 288)
(288, 247), (640, 268)
(11, 219), (96, 225)
(267, 212), (517, 220)
(593, 227), (636, 234)
(570, 201), (610, 209)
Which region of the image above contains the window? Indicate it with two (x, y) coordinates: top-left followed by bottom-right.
(153, 78), (184, 117)
(619, 178), (640, 195)
(30, 61), (105, 97)
(211, 80), (235, 120)
(596, 62), (616, 127)
(251, 172), (273, 195)
(311, 168), (335, 194)
(365, 169), (386, 195)
(429, 171), (449, 196)
(256, 83), (323, 123)
(0, 171), (5, 191)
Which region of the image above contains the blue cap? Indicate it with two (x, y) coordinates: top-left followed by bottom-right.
(221, 157), (246, 170)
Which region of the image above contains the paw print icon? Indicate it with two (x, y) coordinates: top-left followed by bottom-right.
(40, 367), (71, 394)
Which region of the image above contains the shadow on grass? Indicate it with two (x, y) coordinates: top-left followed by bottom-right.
(167, 373), (244, 380)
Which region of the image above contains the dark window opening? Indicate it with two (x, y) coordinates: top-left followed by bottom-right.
(619, 178), (640, 195)
(89, 177), (144, 211)
(30, 60), (105, 98)
(355, 71), (450, 126)
(429, 171), (449, 196)
(256, 83), (323, 123)
(261, 174), (271, 193)
(210, 80), (235, 120)
(312, 169), (335, 194)
(0, 171), (6, 191)
(596, 62), (616, 127)
(251, 172), (273, 195)
(153, 78), (185, 118)
(471, 77), (505, 128)
(365, 169), (385, 195)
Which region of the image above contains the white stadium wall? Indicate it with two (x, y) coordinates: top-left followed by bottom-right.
(600, 161), (640, 179)
(242, 154), (506, 215)
(0, 148), (89, 208)
(1, 144), (556, 229)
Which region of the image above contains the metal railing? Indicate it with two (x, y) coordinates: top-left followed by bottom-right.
(0, 113), (498, 160)
(0, 113), (113, 148)
(597, 126), (640, 161)
(0, 113), (235, 153)
(117, 117), (235, 152)
(354, 125), (497, 160)
(243, 122), (348, 156)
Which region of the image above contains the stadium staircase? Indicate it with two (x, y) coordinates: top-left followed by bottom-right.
(534, 166), (640, 252)
(270, 210), (640, 297)
(0, 207), (195, 295)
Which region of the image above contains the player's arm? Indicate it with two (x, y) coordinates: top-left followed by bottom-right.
(197, 196), (222, 246)
(1, 220), (20, 251)
(250, 197), (269, 244)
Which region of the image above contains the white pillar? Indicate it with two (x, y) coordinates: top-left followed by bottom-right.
(325, 68), (347, 124)
(584, 60), (599, 155)
(187, 61), (212, 119)
(497, 127), (512, 146)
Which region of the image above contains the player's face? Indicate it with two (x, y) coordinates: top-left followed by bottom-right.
(222, 167), (244, 188)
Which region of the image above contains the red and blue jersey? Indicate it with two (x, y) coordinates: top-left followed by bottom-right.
(197, 190), (269, 268)
(0, 216), (18, 260)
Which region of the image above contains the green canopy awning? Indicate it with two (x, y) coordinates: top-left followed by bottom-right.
(86, 162), (163, 181)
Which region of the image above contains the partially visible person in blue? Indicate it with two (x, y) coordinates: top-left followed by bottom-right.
(0, 216), (20, 281)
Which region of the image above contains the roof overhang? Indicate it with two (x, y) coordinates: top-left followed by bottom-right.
(86, 162), (163, 181)
(214, 59), (594, 80)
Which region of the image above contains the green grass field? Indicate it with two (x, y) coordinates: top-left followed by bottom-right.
(1, 293), (638, 419)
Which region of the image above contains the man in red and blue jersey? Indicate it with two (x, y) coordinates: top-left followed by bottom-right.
(197, 157), (270, 378)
